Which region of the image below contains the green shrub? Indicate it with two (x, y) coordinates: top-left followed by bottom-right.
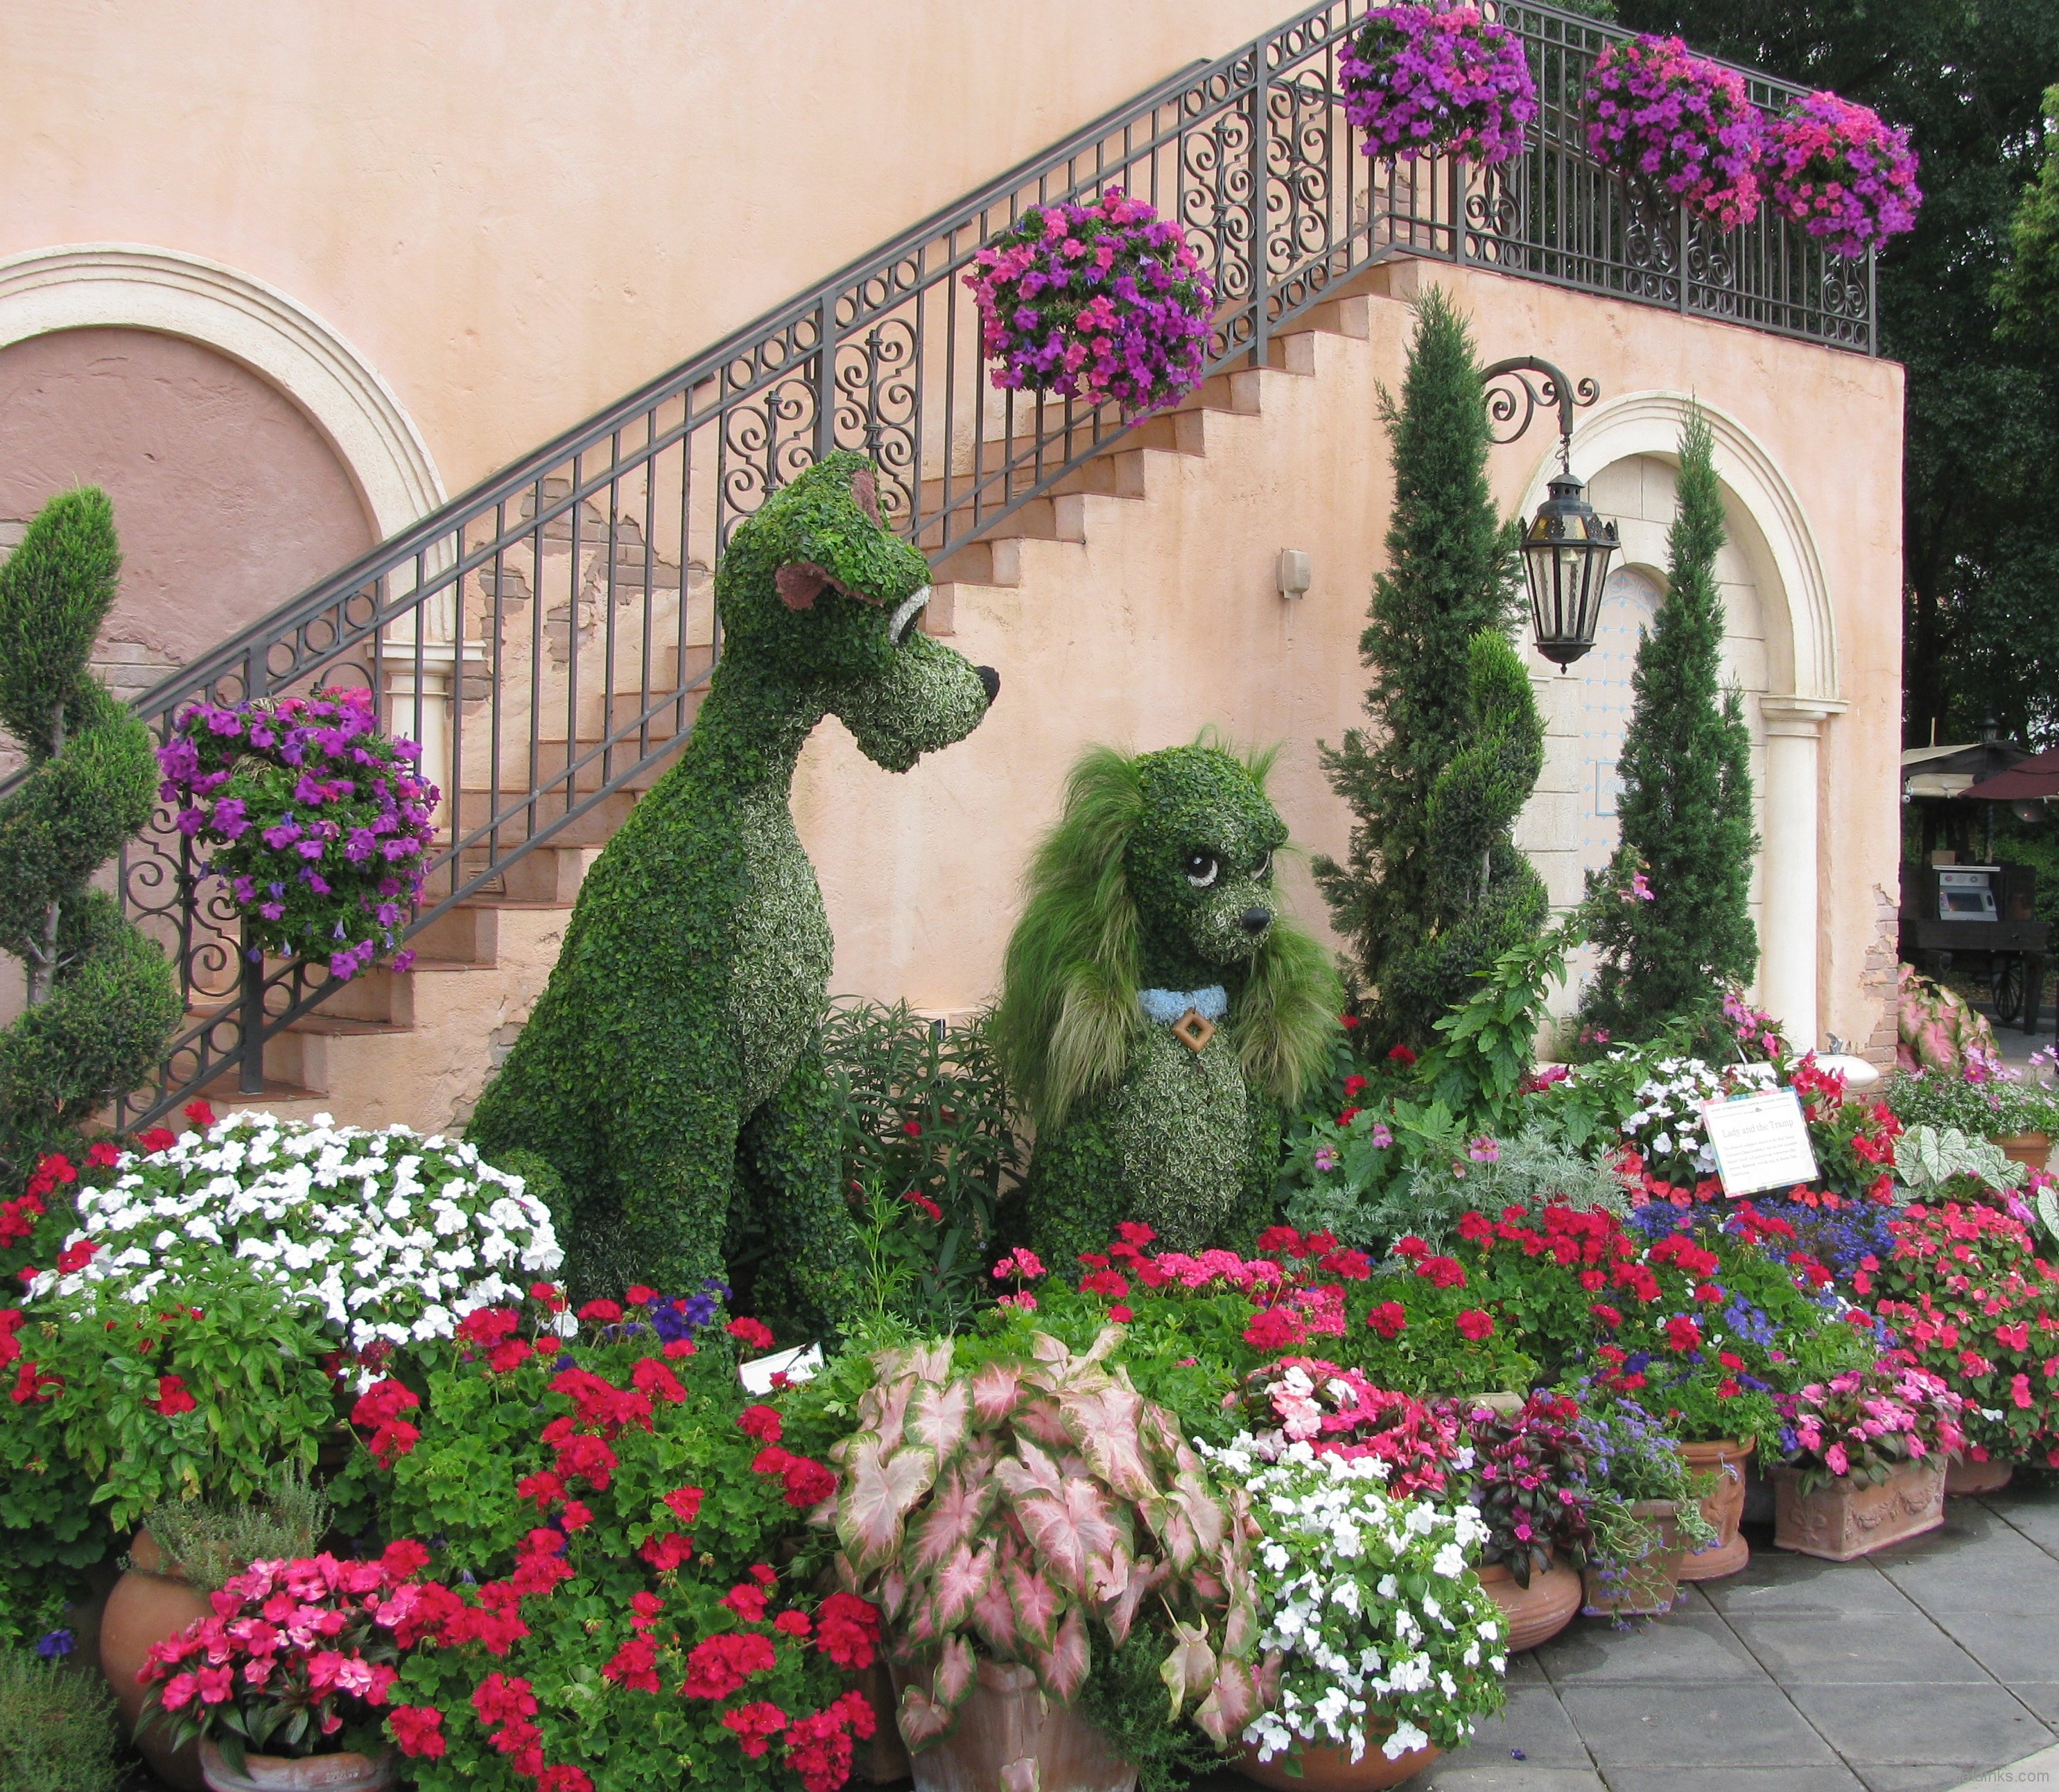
(144, 1461), (333, 1594)
(0, 1646), (123, 1792)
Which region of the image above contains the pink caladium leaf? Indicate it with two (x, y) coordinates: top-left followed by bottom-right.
(1035, 1603), (1091, 1705)
(969, 1359), (1024, 1425)
(1030, 1331), (1072, 1367)
(878, 1565), (909, 1623)
(909, 1466), (998, 1574)
(1144, 1495), (1199, 1572)
(855, 1370), (917, 1453)
(995, 1438), (1067, 1504)
(897, 1681), (955, 1750)
(930, 1540), (996, 1633)
(1060, 1382), (1158, 1502)
(1170, 1467), (1227, 1558)
(1142, 1402), (1185, 1464)
(933, 1633), (978, 1710)
(1014, 1397), (1074, 1449)
(1158, 1617), (1216, 1719)
(1192, 1654), (1257, 1746)
(970, 1554), (1021, 1654)
(1004, 1556), (1061, 1651)
(907, 1338), (957, 1386)
(906, 1375), (971, 1457)
(837, 1433), (939, 1573)
(1000, 1761), (1039, 1792)
(1097, 1553), (1168, 1648)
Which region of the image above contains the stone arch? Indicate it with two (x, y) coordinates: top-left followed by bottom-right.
(1513, 390), (1841, 1048)
(0, 243), (442, 535)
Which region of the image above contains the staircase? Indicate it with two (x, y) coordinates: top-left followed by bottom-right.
(52, 0), (1861, 1133)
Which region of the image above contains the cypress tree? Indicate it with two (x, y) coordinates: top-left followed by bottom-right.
(1314, 286), (1529, 1050)
(1579, 409), (1757, 1041)
(0, 489), (179, 1171)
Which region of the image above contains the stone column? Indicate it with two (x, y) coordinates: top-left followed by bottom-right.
(1758, 696), (1846, 1051)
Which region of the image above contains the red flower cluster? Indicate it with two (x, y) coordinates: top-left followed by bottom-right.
(350, 1377), (422, 1465)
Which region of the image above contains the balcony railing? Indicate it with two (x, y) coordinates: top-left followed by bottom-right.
(76, 0), (1854, 1125)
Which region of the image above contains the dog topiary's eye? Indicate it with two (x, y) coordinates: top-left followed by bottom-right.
(1183, 850), (1219, 889)
(1254, 849), (1273, 882)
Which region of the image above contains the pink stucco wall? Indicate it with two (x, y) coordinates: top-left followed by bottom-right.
(0, 326), (373, 678)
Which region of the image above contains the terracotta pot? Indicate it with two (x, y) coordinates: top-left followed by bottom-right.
(1947, 1454), (2015, 1497)
(852, 1662), (912, 1784)
(893, 1658), (1134, 1792)
(1676, 1438), (1754, 1582)
(199, 1740), (397, 1791)
(1477, 1553), (1582, 1653)
(101, 1529), (211, 1792)
(1581, 1500), (1687, 1618)
(1991, 1132), (2052, 1172)
(1237, 1736), (1442, 1792)
(1773, 1459), (1947, 1561)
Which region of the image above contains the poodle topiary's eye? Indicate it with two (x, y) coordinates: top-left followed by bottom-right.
(1254, 849), (1274, 882)
(1183, 850), (1220, 889)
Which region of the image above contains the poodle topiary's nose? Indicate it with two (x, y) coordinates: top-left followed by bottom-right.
(976, 666), (1000, 706)
(1240, 906), (1272, 936)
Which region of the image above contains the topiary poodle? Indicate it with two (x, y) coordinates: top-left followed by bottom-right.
(994, 741), (1339, 1273)
(468, 453), (996, 1325)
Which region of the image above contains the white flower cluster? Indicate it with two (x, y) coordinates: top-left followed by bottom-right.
(1619, 1056), (1777, 1174)
(31, 1111), (563, 1353)
(1201, 1435), (1507, 1766)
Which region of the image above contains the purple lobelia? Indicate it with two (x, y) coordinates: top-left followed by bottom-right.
(1583, 34), (1765, 229)
(1339, 4), (1537, 167)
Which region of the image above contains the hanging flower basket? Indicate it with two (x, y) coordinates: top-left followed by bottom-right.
(964, 186), (1214, 416)
(1583, 34), (1764, 228)
(1764, 92), (1921, 257)
(159, 686), (437, 980)
(1338, 4), (1537, 167)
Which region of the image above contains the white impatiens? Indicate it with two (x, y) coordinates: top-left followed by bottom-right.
(1615, 1055), (1777, 1178)
(31, 1112), (562, 1353)
(1201, 1435), (1508, 1768)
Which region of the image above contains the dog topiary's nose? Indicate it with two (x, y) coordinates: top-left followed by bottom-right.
(1240, 906), (1272, 936)
(976, 666), (1000, 705)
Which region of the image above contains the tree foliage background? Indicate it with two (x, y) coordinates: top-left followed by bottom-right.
(1606, 0), (2059, 747)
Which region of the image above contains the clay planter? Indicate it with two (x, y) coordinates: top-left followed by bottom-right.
(1773, 1459), (1947, 1561)
(1581, 1500), (1687, 1618)
(1476, 1554), (1582, 1653)
(101, 1530), (211, 1792)
(1991, 1132), (2052, 1172)
(1677, 1438), (1754, 1582)
(894, 1658), (1134, 1792)
(199, 1741), (397, 1791)
(852, 1662), (912, 1784)
(1947, 1454), (2015, 1497)
(1237, 1736), (1442, 1792)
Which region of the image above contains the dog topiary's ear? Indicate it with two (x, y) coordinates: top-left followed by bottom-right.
(1233, 909), (1343, 1105)
(758, 453), (922, 612)
(995, 747), (1145, 1131)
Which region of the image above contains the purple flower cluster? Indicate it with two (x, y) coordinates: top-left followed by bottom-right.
(1338, 4), (1537, 168)
(1764, 91), (1922, 259)
(1583, 35), (1763, 229)
(157, 686), (437, 981)
(966, 186), (1214, 417)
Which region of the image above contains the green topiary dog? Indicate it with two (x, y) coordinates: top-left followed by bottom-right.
(994, 742), (1339, 1273)
(469, 453), (996, 1323)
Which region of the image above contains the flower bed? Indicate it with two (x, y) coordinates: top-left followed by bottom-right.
(1338, 4), (1537, 167)
(965, 188), (1213, 415)
(1583, 34), (1763, 227)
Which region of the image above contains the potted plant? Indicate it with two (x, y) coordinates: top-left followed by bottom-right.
(1448, 1391), (1592, 1651)
(1885, 1065), (2059, 1172)
(1337, 4), (1536, 167)
(1773, 1354), (1963, 1560)
(1570, 1388), (1717, 1618)
(1201, 1435), (1507, 1789)
(824, 1328), (1259, 1792)
(1764, 90), (1922, 258)
(964, 187), (1215, 418)
(159, 687), (436, 982)
(1583, 33), (1764, 228)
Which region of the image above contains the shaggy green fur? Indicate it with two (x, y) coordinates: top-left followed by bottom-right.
(468, 454), (993, 1324)
(1579, 410), (1757, 1043)
(1314, 288), (1524, 1051)
(995, 743), (1339, 1269)
(1379, 627), (1548, 1024)
(0, 489), (177, 1174)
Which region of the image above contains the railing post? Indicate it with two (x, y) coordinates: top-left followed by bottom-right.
(238, 918), (265, 1096)
(814, 292), (840, 467)
(1248, 65), (1270, 370)
(1678, 203), (1689, 313)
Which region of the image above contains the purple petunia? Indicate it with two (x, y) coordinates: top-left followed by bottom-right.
(1583, 35), (1763, 229)
(1339, 4), (1536, 168)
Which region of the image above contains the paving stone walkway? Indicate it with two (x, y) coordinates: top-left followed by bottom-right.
(1422, 1484), (2059, 1792)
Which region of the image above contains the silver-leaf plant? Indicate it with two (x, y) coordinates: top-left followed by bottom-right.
(820, 1327), (1261, 1752)
(1893, 1124), (2023, 1197)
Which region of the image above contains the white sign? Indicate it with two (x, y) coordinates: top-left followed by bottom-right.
(1701, 1089), (1819, 1197)
(739, 1341), (824, 1395)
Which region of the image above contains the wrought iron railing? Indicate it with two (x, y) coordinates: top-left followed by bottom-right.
(78, 0), (1853, 1124)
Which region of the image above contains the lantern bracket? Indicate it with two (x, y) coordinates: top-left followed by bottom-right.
(1480, 356), (1600, 471)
